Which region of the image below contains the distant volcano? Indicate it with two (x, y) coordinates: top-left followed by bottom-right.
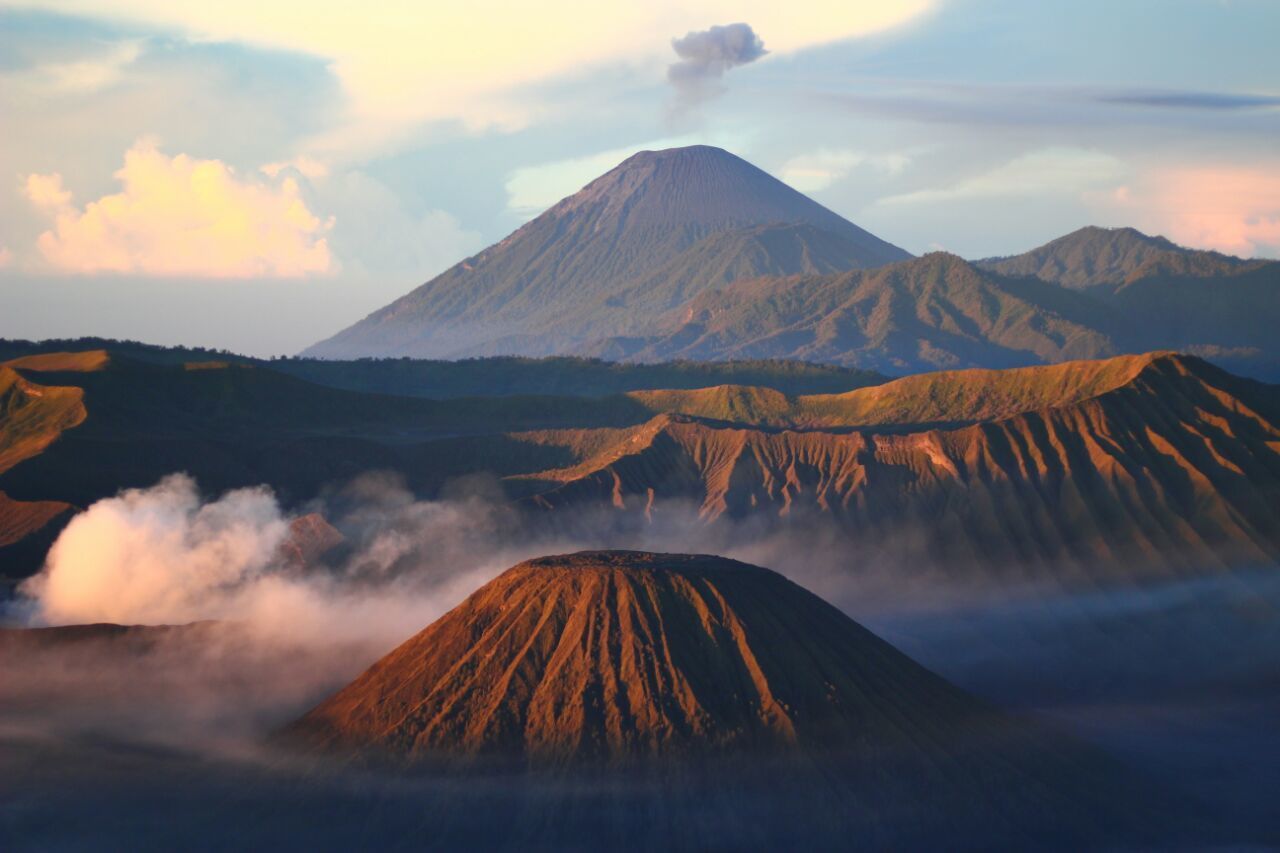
(305, 146), (910, 359)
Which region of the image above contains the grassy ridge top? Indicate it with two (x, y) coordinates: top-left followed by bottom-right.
(798, 351), (1168, 427)
(621, 353), (1172, 429)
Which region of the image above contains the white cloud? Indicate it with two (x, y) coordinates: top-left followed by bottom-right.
(1099, 165), (1280, 258)
(1, 38), (142, 97)
(24, 173), (73, 209)
(23, 473), (289, 626)
(0, 246), (13, 268)
(19, 472), (520, 647)
(260, 156), (330, 181)
(24, 139), (335, 278)
(780, 148), (910, 192)
(15, 1), (935, 159)
(876, 147), (1127, 207)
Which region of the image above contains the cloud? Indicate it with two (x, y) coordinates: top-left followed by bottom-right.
(260, 155), (330, 180)
(780, 148), (910, 192)
(0, 246), (12, 268)
(24, 173), (73, 209)
(23, 139), (334, 277)
(1, 37), (142, 97)
(668, 22), (767, 106)
(17, 2), (934, 158)
(1099, 90), (1280, 111)
(17, 472), (518, 646)
(22, 474), (290, 626)
(1102, 166), (1280, 258)
(876, 147), (1127, 207)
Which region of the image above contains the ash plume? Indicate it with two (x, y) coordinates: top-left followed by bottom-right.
(667, 22), (767, 110)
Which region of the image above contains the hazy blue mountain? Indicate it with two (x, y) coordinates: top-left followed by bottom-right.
(305, 146), (910, 359)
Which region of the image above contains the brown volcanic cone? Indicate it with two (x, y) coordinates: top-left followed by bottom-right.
(293, 552), (1050, 764)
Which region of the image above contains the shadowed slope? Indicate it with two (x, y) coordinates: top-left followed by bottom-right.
(978, 226), (1186, 288)
(596, 252), (1116, 372)
(975, 227), (1280, 380)
(579, 228), (1280, 381)
(0, 338), (889, 399)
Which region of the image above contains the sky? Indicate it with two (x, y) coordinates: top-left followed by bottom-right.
(1, 0), (1278, 355)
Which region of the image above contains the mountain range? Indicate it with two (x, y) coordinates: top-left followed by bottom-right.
(4, 345), (1277, 588)
(306, 146), (1280, 382)
(573, 229), (1280, 378)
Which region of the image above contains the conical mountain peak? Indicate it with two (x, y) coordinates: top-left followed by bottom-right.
(551, 144), (864, 236)
(305, 146), (909, 359)
(287, 550), (998, 763)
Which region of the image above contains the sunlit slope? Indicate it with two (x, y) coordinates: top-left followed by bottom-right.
(626, 353), (1162, 428)
(527, 355), (1280, 580)
(285, 551), (996, 758)
(0, 366), (87, 475)
(4, 350), (112, 374)
(0, 366), (86, 579)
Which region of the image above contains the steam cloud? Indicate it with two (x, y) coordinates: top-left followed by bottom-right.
(3, 472), (551, 747)
(23, 474), (288, 626)
(0, 467), (1078, 749)
(667, 22), (767, 108)
(16, 472), (529, 649)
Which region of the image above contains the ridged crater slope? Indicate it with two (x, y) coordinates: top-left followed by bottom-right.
(526, 355), (1280, 580)
(289, 551), (1005, 763)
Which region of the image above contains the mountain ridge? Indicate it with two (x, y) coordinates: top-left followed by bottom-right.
(583, 241), (1280, 381)
(977, 225), (1186, 288)
(305, 145), (910, 359)
(523, 353), (1280, 581)
(4, 348), (1277, 587)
